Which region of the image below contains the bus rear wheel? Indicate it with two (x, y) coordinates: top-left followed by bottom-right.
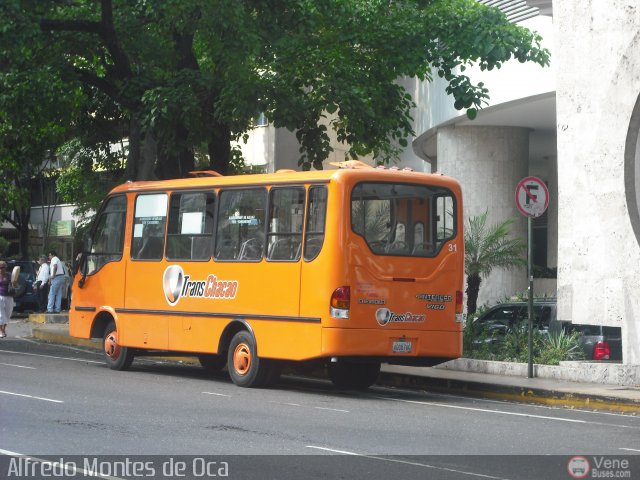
(103, 321), (134, 371)
(329, 361), (381, 389)
(227, 331), (272, 388)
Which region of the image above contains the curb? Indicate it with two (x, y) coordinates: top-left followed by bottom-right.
(377, 372), (640, 413)
(30, 325), (640, 413)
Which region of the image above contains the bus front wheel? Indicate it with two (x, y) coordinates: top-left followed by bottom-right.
(227, 331), (272, 388)
(103, 321), (134, 371)
(329, 362), (380, 389)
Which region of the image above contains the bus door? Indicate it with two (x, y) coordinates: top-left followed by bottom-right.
(74, 195), (128, 330)
(123, 192), (170, 350)
(263, 186), (306, 316)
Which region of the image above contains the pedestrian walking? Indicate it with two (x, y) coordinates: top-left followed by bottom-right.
(0, 260), (17, 337)
(47, 250), (65, 313)
(35, 254), (50, 312)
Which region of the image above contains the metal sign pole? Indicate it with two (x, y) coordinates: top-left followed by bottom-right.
(527, 215), (534, 379)
(516, 176), (548, 380)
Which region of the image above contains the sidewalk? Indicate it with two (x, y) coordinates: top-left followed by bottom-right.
(7, 314), (640, 413)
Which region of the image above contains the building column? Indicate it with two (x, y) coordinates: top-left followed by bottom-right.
(437, 125), (530, 307)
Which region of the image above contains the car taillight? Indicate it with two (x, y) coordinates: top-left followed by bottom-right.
(593, 341), (611, 360)
(330, 286), (350, 319)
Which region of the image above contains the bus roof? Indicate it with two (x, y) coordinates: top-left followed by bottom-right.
(108, 167), (461, 195)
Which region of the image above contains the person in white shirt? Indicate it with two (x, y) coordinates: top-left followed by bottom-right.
(47, 250), (65, 313)
(35, 255), (50, 312)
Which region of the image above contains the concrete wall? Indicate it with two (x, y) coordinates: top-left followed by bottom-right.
(555, 0), (640, 364)
(437, 125), (529, 307)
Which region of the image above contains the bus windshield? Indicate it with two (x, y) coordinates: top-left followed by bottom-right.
(351, 182), (456, 257)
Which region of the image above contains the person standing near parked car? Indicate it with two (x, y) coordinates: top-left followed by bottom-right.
(0, 260), (17, 337)
(35, 255), (50, 312)
(47, 250), (65, 314)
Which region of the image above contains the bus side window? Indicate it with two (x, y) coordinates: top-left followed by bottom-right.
(84, 195), (127, 275)
(166, 191), (215, 261)
(215, 188), (266, 261)
(131, 194), (168, 261)
(304, 186), (327, 261)
(267, 187), (305, 261)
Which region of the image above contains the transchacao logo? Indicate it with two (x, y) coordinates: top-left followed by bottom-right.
(375, 308), (426, 326)
(163, 265), (238, 306)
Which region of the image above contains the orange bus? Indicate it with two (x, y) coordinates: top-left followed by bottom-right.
(70, 164), (464, 388)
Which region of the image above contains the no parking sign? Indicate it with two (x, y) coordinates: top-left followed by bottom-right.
(515, 176), (549, 218)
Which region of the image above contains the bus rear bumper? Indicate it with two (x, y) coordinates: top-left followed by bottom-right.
(321, 327), (462, 361)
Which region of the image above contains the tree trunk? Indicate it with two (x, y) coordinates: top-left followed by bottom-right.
(466, 273), (482, 315)
(124, 116), (141, 181)
(138, 132), (157, 181)
(207, 124), (232, 175)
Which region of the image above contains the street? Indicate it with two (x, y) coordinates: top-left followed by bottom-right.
(0, 328), (639, 479)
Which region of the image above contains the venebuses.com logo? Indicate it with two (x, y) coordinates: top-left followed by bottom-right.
(567, 456), (632, 479)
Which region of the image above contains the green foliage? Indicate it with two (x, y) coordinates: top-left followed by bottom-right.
(1, 0), (550, 177)
(465, 211), (527, 278)
(0, 236), (9, 257)
(464, 211), (526, 314)
(536, 330), (586, 365)
(464, 319), (586, 365)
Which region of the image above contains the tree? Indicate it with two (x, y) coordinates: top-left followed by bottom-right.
(464, 211), (526, 315)
(2, 0), (549, 180)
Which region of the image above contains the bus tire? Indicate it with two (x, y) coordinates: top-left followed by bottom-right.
(329, 362), (381, 389)
(198, 354), (226, 373)
(103, 321), (134, 371)
(227, 330), (271, 388)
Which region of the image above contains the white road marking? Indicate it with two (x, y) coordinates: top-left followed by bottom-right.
(305, 446), (510, 479)
(202, 392), (232, 397)
(373, 385), (640, 419)
(314, 406), (349, 413)
(377, 396), (587, 423)
(0, 362), (36, 369)
(0, 349), (102, 364)
(0, 449), (124, 479)
(620, 448), (640, 453)
(0, 390), (63, 403)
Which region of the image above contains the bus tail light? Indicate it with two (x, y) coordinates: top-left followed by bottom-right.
(330, 286), (350, 319)
(455, 290), (465, 323)
(593, 341), (611, 360)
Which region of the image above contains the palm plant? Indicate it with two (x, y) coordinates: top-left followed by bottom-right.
(464, 211), (526, 315)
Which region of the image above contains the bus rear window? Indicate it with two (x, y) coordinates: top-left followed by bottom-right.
(351, 182), (456, 257)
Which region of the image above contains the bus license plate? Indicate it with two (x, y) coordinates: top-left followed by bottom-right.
(392, 340), (412, 353)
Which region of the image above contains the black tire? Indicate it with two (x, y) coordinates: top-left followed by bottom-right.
(103, 321), (134, 371)
(227, 330), (272, 388)
(198, 354), (226, 373)
(328, 362), (381, 389)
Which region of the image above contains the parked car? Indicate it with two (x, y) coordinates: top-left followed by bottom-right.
(471, 300), (622, 361)
(2, 259), (39, 312)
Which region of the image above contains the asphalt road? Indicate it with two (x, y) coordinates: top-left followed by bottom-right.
(1, 329), (639, 479)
